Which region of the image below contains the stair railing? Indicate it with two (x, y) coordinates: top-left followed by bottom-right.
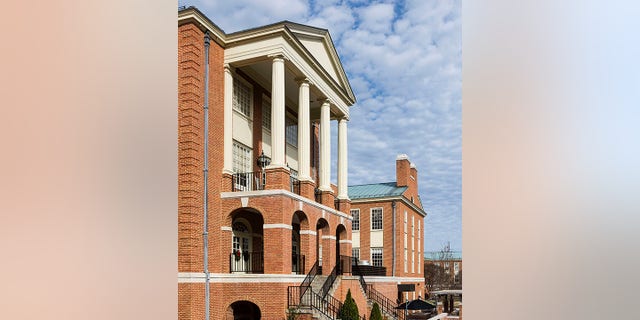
(320, 264), (339, 299)
(299, 260), (319, 299)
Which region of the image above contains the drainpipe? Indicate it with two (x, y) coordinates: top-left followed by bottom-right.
(392, 200), (397, 277)
(202, 31), (211, 320)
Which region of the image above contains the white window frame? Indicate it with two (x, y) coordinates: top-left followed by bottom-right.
(371, 207), (383, 230)
(352, 248), (360, 260)
(285, 112), (298, 147)
(233, 76), (253, 118)
(351, 209), (360, 231)
(371, 247), (383, 267)
(262, 95), (271, 131)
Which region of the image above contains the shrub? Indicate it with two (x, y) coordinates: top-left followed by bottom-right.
(370, 302), (383, 320)
(340, 289), (359, 320)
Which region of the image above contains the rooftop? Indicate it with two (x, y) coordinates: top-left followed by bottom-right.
(424, 251), (462, 260)
(348, 182), (407, 200)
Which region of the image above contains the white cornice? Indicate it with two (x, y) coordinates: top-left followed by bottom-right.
(350, 196), (427, 217)
(220, 189), (353, 221)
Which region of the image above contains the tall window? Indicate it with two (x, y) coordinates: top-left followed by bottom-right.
(351, 209), (360, 231)
(352, 248), (359, 260)
(404, 211), (408, 272)
(371, 208), (383, 230)
(371, 248), (383, 267)
(232, 141), (252, 173)
(285, 113), (298, 147)
(233, 78), (252, 117)
(412, 216), (415, 273)
(262, 97), (271, 130)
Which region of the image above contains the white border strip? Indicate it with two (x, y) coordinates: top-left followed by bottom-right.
(363, 276), (425, 283)
(220, 189), (352, 220)
(321, 235), (337, 240)
(263, 223), (292, 230)
(178, 273), (306, 283)
(221, 226), (232, 231)
(300, 230), (317, 235)
(339, 239), (352, 244)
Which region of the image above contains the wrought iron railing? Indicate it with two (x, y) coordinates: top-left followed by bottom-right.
(290, 176), (300, 195)
(232, 171), (265, 192)
(229, 251), (263, 273)
(299, 260), (318, 299)
(292, 253), (306, 274)
(320, 264), (339, 299)
(368, 284), (403, 320)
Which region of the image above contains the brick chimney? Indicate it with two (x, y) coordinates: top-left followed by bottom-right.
(396, 154), (411, 187)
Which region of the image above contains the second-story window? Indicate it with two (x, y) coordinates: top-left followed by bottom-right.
(351, 209), (359, 231)
(233, 78), (252, 118)
(371, 208), (383, 230)
(262, 97), (271, 131)
(285, 113), (298, 147)
(232, 140), (252, 173)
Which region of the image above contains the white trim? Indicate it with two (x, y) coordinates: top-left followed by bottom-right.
(321, 235), (336, 240)
(339, 239), (352, 244)
(300, 230), (317, 235)
(220, 189), (352, 220)
(178, 273), (306, 283)
(363, 276), (425, 283)
(263, 223), (293, 230)
(221, 226), (232, 231)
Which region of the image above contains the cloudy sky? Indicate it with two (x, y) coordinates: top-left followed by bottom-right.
(181, 0), (461, 252)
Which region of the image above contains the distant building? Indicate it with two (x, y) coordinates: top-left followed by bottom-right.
(348, 154), (427, 303)
(424, 250), (462, 286)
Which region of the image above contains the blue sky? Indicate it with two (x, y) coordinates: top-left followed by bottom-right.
(182, 0), (461, 252)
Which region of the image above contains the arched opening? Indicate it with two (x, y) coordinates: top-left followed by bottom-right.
(291, 211), (308, 274)
(230, 208), (264, 273)
(315, 218), (329, 272)
(227, 300), (261, 320)
(336, 224), (348, 274)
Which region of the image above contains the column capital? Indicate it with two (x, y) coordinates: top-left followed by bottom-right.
(295, 77), (310, 86)
(321, 98), (332, 106)
(268, 53), (288, 62)
(223, 63), (234, 72)
(338, 116), (350, 122)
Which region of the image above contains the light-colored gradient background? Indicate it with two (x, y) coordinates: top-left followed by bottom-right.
(2, 1), (639, 320)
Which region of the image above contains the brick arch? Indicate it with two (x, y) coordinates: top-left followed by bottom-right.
(292, 210), (309, 230)
(225, 299), (261, 320)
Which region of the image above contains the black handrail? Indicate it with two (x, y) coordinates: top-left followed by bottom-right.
(352, 256), (401, 320)
(320, 264), (339, 299)
(300, 260), (318, 299)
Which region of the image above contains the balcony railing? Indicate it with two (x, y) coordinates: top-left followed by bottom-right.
(290, 176), (300, 195)
(292, 253), (306, 274)
(232, 171), (265, 192)
(229, 251), (264, 273)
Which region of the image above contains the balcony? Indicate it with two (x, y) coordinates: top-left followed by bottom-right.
(229, 251), (264, 273)
(231, 171), (301, 195)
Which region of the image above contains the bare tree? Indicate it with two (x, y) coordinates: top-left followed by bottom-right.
(424, 242), (459, 292)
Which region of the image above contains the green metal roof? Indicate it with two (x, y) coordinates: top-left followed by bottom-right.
(424, 251), (462, 260)
(348, 182), (407, 200)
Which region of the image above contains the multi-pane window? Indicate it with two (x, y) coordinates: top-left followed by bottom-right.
(232, 141), (252, 173)
(411, 216), (415, 273)
(351, 209), (360, 231)
(454, 262), (460, 274)
(404, 248), (408, 273)
(371, 248), (383, 267)
(371, 208), (383, 230)
(352, 248), (359, 260)
(262, 97), (271, 130)
(233, 78), (252, 117)
(285, 114), (298, 147)
(444, 262), (450, 274)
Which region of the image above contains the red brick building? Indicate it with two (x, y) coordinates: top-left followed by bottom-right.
(178, 6), (410, 320)
(348, 155), (428, 304)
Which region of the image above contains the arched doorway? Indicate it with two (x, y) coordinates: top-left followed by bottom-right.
(336, 224), (348, 274)
(316, 218), (329, 272)
(291, 211), (308, 274)
(227, 300), (261, 320)
(230, 208), (264, 273)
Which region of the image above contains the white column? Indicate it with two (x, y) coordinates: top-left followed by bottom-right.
(318, 100), (331, 191)
(337, 117), (349, 199)
(269, 55), (286, 168)
(297, 78), (311, 181)
(223, 64), (233, 174)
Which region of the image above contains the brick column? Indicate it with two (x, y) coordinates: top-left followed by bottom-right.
(300, 230), (316, 273)
(321, 235), (336, 273)
(264, 167), (290, 191)
(263, 226), (291, 274)
(299, 180), (316, 201)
